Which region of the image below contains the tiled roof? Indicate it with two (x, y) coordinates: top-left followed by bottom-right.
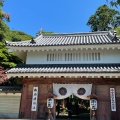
(6, 64), (120, 73)
(0, 86), (22, 92)
(6, 31), (120, 47)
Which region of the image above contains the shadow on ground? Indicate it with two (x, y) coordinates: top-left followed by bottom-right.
(56, 113), (90, 120)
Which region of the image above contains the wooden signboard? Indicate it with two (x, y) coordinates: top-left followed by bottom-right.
(31, 87), (38, 111)
(110, 88), (116, 111)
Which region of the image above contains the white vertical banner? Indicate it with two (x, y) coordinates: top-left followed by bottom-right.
(110, 88), (116, 111)
(31, 87), (38, 111)
(90, 99), (97, 110)
(47, 98), (54, 108)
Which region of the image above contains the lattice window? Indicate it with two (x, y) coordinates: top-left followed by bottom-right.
(47, 52), (101, 61)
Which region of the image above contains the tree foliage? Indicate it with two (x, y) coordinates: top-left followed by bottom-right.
(115, 26), (120, 35)
(87, 4), (120, 31)
(36, 29), (54, 36)
(109, 0), (120, 7)
(0, 0), (32, 69)
(0, 0), (10, 22)
(0, 0), (33, 85)
(7, 30), (33, 42)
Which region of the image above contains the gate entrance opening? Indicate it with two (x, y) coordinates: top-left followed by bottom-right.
(56, 95), (90, 120)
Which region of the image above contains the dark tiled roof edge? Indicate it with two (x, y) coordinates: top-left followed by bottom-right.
(6, 63), (120, 73)
(15, 63), (120, 67)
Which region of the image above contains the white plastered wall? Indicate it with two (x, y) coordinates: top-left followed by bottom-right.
(26, 49), (120, 64)
(0, 93), (21, 119)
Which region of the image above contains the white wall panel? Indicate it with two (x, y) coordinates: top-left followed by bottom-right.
(0, 93), (21, 119)
(26, 49), (120, 64)
(102, 49), (120, 63)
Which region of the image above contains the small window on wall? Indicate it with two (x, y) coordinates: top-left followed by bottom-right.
(95, 53), (97, 60)
(76, 53), (78, 61)
(98, 53), (100, 60)
(64, 53), (66, 61)
(83, 53), (85, 61)
(47, 54), (49, 61)
(92, 53), (94, 61)
(47, 53), (62, 61)
(86, 53), (88, 61)
(55, 54), (57, 61)
(50, 54), (52, 61)
(71, 53), (72, 61)
(52, 54), (54, 61)
(89, 53), (91, 61)
(58, 54), (59, 61)
(68, 53), (70, 61)
(79, 53), (81, 60)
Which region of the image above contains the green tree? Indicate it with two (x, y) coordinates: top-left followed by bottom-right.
(0, 0), (32, 69)
(0, 0), (10, 21)
(115, 26), (120, 35)
(0, 0), (21, 68)
(36, 29), (54, 36)
(0, 0), (33, 85)
(87, 4), (120, 31)
(109, 0), (120, 7)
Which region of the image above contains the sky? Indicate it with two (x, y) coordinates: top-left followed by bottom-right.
(3, 0), (117, 36)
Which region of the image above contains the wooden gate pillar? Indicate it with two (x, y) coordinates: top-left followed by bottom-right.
(19, 84), (28, 118)
(88, 84), (98, 120)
